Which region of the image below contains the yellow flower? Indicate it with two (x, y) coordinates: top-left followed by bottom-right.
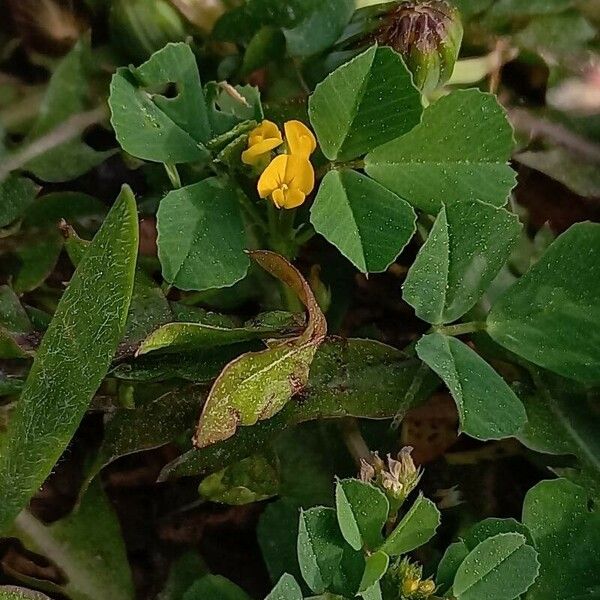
(257, 154), (315, 209)
(241, 120), (283, 165)
(284, 120), (317, 158)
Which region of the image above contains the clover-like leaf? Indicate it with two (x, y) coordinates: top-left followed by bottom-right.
(193, 251), (327, 448)
(335, 479), (389, 551)
(365, 89), (516, 213)
(309, 46), (422, 161)
(403, 200), (521, 324)
(157, 177), (249, 292)
(380, 494), (440, 556)
(311, 170), (416, 274)
(523, 478), (600, 600)
(416, 334), (527, 441)
(298, 507), (364, 596)
(453, 533), (539, 600)
(488, 222), (600, 384)
(109, 42), (211, 164)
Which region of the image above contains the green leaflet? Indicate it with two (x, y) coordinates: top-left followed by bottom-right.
(518, 373), (600, 495)
(453, 533), (539, 600)
(335, 479), (389, 551)
(358, 551), (389, 595)
(310, 170), (416, 274)
(308, 46), (422, 161)
(380, 495), (440, 556)
(416, 334), (527, 441)
(488, 222), (600, 384)
(109, 42), (210, 164)
(7, 481), (134, 600)
(298, 507), (364, 596)
(523, 479), (600, 600)
(0, 186), (138, 533)
(0, 176), (39, 228)
(266, 574), (303, 600)
(403, 200), (521, 324)
(365, 89), (516, 213)
(157, 177), (249, 291)
(193, 251), (326, 448)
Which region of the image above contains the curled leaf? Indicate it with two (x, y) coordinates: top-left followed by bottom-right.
(193, 251), (326, 448)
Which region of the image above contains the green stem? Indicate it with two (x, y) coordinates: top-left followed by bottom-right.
(164, 163), (182, 188)
(295, 224), (316, 246)
(238, 192), (268, 234)
(434, 321), (487, 336)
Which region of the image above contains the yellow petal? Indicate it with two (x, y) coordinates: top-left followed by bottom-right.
(241, 138), (283, 165)
(285, 154), (315, 195)
(284, 120), (317, 158)
(257, 154), (287, 198)
(257, 120), (282, 141)
(281, 188), (306, 209)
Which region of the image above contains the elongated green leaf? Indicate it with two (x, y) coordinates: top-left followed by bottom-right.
(266, 574), (303, 600)
(298, 507), (364, 596)
(24, 41), (114, 182)
(193, 251), (326, 448)
(0, 588), (51, 600)
(7, 481), (134, 600)
(311, 170), (416, 273)
(109, 42), (210, 163)
(0, 186), (138, 533)
(157, 177), (249, 291)
(85, 386), (204, 488)
(488, 222), (600, 384)
(0, 176), (38, 228)
(335, 479), (389, 551)
(365, 90), (516, 214)
(136, 316), (299, 355)
(403, 200), (521, 324)
(416, 334), (527, 440)
(309, 46), (422, 161)
(380, 494), (440, 556)
(0, 286), (34, 359)
(160, 338), (434, 480)
(453, 533), (539, 600)
(523, 479), (600, 600)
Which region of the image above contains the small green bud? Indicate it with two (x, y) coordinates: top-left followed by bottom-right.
(373, 0), (463, 94)
(109, 0), (189, 63)
(382, 557), (437, 600)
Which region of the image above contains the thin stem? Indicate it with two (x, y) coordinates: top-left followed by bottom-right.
(295, 224), (316, 246)
(338, 417), (371, 468)
(164, 163), (182, 188)
(434, 321), (487, 336)
(0, 106), (107, 182)
(391, 362), (429, 430)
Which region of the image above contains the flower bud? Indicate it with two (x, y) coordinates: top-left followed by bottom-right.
(383, 557), (437, 600)
(359, 448), (422, 516)
(109, 0), (189, 63)
(373, 0), (463, 94)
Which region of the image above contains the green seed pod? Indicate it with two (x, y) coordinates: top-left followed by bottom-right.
(109, 0), (189, 63)
(373, 0), (463, 94)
